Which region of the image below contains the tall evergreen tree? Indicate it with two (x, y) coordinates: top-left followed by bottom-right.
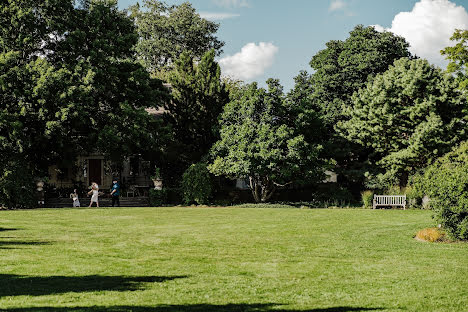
(292, 25), (412, 193)
(338, 58), (467, 187)
(163, 49), (229, 184)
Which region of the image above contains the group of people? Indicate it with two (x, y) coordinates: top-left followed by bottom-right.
(69, 180), (120, 208)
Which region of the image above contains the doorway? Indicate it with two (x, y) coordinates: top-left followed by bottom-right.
(88, 159), (102, 186)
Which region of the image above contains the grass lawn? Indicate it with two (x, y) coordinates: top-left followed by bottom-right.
(0, 207), (467, 312)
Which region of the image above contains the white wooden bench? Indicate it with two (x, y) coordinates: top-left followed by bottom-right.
(373, 195), (406, 210)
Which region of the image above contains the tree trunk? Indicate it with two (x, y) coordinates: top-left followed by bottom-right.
(249, 176), (276, 203)
(399, 171), (408, 189)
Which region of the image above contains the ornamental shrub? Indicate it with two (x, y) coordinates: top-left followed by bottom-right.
(361, 190), (374, 208)
(0, 160), (35, 209)
(416, 142), (468, 240)
(149, 188), (168, 207)
(181, 163), (213, 205)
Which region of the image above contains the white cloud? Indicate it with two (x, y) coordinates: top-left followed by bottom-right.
(373, 0), (468, 68)
(329, 0), (346, 12)
(212, 0), (250, 9)
(219, 42), (279, 80)
(199, 12), (240, 20)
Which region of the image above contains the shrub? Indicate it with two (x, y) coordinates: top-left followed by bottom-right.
(404, 185), (422, 209)
(415, 228), (447, 242)
(149, 188), (168, 207)
(0, 160), (35, 209)
(416, 142), (468, 240)
(181, 163), (213, 205)
(361, 190), (374, 208)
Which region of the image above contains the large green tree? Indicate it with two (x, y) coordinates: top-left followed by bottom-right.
(130, 0), (224, 75)
(294, 25), (412, 191)
(162, 49), (228, 184)
(0, 0), (166, 207)
(209, 80), (324, 203)
(441, 29), (468, 91)
(338, 58), (468, 187)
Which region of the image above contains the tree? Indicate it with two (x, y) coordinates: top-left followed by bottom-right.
(0, 0), (166, 207)
(338, 58), (468, 187)
(209, 80), (324, 203)
(309, 25), (411, 125)
(295, 25), (412, 191)
(441, 29), (468, 91)
(164, 49), (229, 175)
(413, 142), (468, 240)
(130, 0), (224, 75)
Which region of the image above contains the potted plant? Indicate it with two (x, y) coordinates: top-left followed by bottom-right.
(151, 167), (163, 190)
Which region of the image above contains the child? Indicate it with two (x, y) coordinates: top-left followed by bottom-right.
(88, 182), (99, 207)
(70, 189), (80, 207)
(36, 181), (45, 208)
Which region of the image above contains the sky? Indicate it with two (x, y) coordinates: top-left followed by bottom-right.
(118, 0), (468, 91)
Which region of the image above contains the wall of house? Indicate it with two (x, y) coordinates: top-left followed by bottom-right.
(48, 155), (112, 189)
(48, 155), (152, 191)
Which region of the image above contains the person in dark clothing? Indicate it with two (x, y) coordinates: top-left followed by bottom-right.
(110, 180), (120, 207)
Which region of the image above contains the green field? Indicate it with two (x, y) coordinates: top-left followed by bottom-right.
(0, 207), (466, 311)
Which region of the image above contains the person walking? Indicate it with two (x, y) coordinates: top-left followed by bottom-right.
(88, 182), (99, 207)
(110, 180), (120, 207)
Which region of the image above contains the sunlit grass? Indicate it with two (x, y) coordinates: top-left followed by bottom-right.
(0, 207), (466, 311)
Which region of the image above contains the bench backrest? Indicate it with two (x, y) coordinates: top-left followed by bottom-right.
(374, 195), (406, 205)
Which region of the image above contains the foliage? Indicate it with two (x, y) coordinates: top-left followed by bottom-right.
(415, 228), (447, 243)
(129, 0), (224, 75)
(148, 188), (168, 207)
(181, 163), (213, 205)
(0, 0), (166, 207)
(441, 29), (468, 91)
(209, 79), (324, 203)
(150, 167), (161, 180)
(294, 25), (413, 191)
(311, 184), (356, 203)
(414, 142), (468, 240)
(0, 159), (35, 209)
(361, 190), (374, 208)
(309, 25), (412, 126)
(338, 58), (468, 187)
(163, 49), (229, 185)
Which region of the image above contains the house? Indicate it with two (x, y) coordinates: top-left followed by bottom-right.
(47, 106), (166, 196)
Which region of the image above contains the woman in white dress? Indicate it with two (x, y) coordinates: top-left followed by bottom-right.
(88, 182), (99, 207)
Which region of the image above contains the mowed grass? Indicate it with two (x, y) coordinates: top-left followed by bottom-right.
(0, 207), (467, 312)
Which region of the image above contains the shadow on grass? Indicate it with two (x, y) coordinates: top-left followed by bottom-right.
(0, 240), (51, 249)
(0, 274), (187, 297)
(0, 305), (383, 311)
(0, 228), (18, 232)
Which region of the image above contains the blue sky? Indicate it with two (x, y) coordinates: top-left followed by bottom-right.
(118, 0), (468, 91)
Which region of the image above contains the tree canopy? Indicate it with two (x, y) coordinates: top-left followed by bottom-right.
(160, 49), (228, 185)
(209, 80), (324, 203)
(338, 58), (468, 187)
(441, 29), (468, 91)
(130, 0), (224, 75)
(292, 25), (413, 192)
(0, 0), (166, 207)
(309, 25), (411, 125)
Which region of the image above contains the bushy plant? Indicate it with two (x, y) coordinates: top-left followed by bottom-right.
(149, 189), (168, 207)
(404, 185), (422, 209)
(361, 190), (374, 208)
(416, 142), (468, 240)
(181, 163), (212, 205)
(415, 228), (447, 243)
(0, 160), (35, 209)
